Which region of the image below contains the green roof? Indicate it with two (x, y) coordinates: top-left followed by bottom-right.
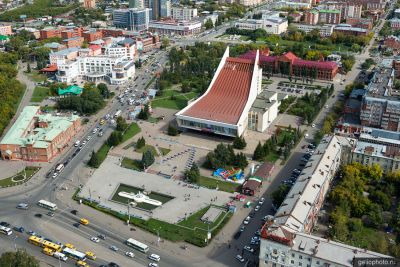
(0, 106), (80, 149)
(319, 9), (341, 14)
(58, 85), (83, 96)
(0, 35), (10, 41)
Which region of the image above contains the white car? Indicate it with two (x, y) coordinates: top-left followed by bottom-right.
(254, 205), (260, 212)
(243, 219), (250, 225)
(235, 254), (245, 262)
(125, 251), (135, 258)
(258, 197), (265, 205)
(52, 173), (58, 178)
(90, 237), (100, 243)
(311, 123), (316, 128)
(92, 128), (98, 134)
(148, 263), (158, 267)
(244, 246), (254, 253)
(148, 254), (160, 262)
(81, 140), (87, 146)
(86, 136), (91, 141)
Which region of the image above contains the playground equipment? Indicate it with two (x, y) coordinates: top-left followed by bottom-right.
(118, 191), (162, 206)
(213, 168), (244, 182)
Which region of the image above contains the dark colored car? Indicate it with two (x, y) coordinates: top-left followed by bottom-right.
(34, 214), (42, 218)
(0, 222), (10, 227)
(71, 210), (78, 215)
(73, 223), (80, 228)
(13, 226), (24, 233)
(108, 262), (120, 267)
(233, 231), (242, 240)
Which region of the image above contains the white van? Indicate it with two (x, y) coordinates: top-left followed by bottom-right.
(74, 140), (80, 147)
(148, 254), (160, 262)
(53, 252), (68, 261)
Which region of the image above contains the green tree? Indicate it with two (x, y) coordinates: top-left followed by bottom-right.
(116, 116), (128, 132)
(204, 18), (214, 30)
(185, 163), (200, 183)
(26, 63), (31, 73)
(253, 142), (265, 160)
(233, 136), (246, 149)
(107, 131), (122, 146)
(137, 104), (150, 120)
(97, 83), (110, 98)
(233, 152), (248, 169)
(167, 123), (178, 136)
(161, 37), (170, 49)
(88, 150), (100, 168)
(271, 184), (290, 207)
(141, 149), (155, 168)
(136, 136), (145, 149)
(0, 249), (40, 267)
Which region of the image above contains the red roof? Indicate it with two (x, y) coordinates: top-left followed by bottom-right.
(182, 57), (254, 125)
(293, 59), (337, 70)
(40, 64), (57, 72)
(281, 52), (298, 62)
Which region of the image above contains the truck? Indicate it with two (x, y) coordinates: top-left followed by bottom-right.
(53, 252), (68, 261)
(114, 110), (122, 118)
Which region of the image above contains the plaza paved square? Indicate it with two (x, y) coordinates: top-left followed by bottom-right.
(79, 156), (234, 224)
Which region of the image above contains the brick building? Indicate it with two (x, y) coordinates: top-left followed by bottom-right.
(83, 0), (96, 8)
(318, 9), (341, 24)
(62, 37), (84, 48)
(0, 25), (12, 36)
(0, 106), (80, 162)
(304, 10), (319, 25)
(83, 29), (103, 42)
(346, 17), (373, 30)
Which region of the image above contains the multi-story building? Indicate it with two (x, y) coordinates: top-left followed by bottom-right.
(234, 17), (288, 34)
(113, 8), (151, 32)
(304, 10), (319, 25)
(360, 66), (400, 131)
(148, 19), (202, 36)
(334, 24), (368, 36)
(61, 28), (83, 40)
(83, 0), (95, 9)
(238, 0), (263, 6)
(83, 29), (103, 42)
(171, 7), (198, 21)
(394, 8), (400, 19)
(148, 0), (171, 19)
(129, 0), (144, 8)
(62, 37), (84, 48)
(346, 17), (373, 30)
(294, 24), (335, 37)
(49, 47), (80, 65)
(342, 4), (362, 19)
(390, 18), (400, 29)
(0, 24), (12, 36)
(160, 0), (171, 17)
(40, 27), (64, 40)
(0, 106), (81, 162)
(318, 9), (341, 24)
(259, 135), (390, 267)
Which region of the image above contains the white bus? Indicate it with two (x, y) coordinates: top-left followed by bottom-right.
(37, 200), (58, 211)
(62, 247), (86, 261)
(114, 110), (122, 118)
(0, 226), (12, 236)
(126, 238), (149, 253)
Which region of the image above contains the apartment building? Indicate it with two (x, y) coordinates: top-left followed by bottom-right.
(346, 17), (373, 30)
(259, 135), (390, 267)
(360, 66), (400, 131)
(318, 9), (341, 24)
(171, 7), (198, 21)
(390, 18), (400, 29)
(148, 19), (202, 36)
(83, 0), (95, 8)
(62, 37), (84, 48)
(334, 24), (368, 36)
(234, 17), (288, 34)
(304, 10), (319, 25)
(83, 29), (103, 42)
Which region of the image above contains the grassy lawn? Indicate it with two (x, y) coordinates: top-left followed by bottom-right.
(148, 117), (161, 123)
(152, 91), (198, 110)
(159, 147), (171, 156)
(27, 71), (47, 82)
(121, 157), (142, 171)
(136, 144), (158, 156)
(265, 152), (280, 163)
(178, 205), (227, 230)
(121, 123), (141, 143)
(96, 143), (111, 166)
(197, 176), (240, 193)
(31, 86), (50, 102)
(0, 167), (40, 187)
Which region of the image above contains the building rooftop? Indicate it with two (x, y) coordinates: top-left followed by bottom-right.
(181, 57), (255, 125)
(365, 67), (396, 99)
(319, 9), (341, 13)
(251, 90), (277, 114)
(44, 42), (63, 49)
(0, 106), (79, 148)
(334, 26), (367, 33)
(353, 141), (400, 159)
(273, 135), (342, 232)
(50, 47), (80, 56)
(359, 127), (400, 146)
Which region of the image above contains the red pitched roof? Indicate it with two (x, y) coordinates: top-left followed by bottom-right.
(40, 64), (57, 72)
(293, 59), (337, 70)
(182, 57), (254, 125)
(281, 52), (298, 62)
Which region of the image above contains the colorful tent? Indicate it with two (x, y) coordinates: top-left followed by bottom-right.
(58, 85), (83, 96)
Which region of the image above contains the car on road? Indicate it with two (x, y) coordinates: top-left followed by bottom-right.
(292, 169), (301, 174)
(71, 210), (78, 215)
(148, 263), (158, 267)
(311, 123), (316, 128)
(34, 213), (42, 218)
(240, 226), (245, 232)
(52, 173), (58, 178)
(76, 260), (87, 267)
(254, 230), (261, 236)
(46, 212), (55, 217)
(258, 198), (265, 205)
(125, 251), (135, 258)
(90, 237), (100, 243)
(13, 226), (24, 233)
(254, 205), (260, 212)
(244, 246), (254, 253)
(98, 234), (106, 240)
(73, 223), (80, 228)
(235, 255), (245, 262)
(92, 128), (98, 134)
(243, 216), (250, 225)
(109, 245), (119, 252)
(28, 230), (36, 235)
(81, 140), (87, 146)
(16, 203), (29, 210)
(148, 254), (160, 262)
(234, 231), (242, 239)
(64, 243), (75, 249)
(86, 251), (96, 260)
(86, 135), (92, 141)
(108, 263), (120, 267)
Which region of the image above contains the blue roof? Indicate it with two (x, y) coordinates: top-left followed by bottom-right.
(370, 128), (400, 141)
(350, 89), (366, 99)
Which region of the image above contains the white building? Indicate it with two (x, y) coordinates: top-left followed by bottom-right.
(271, 1), (311, 9)
(259, 135), (391, 266)
(294, 24), (335, 37)
(234, 16), (288, 35)
(148, 20), (202, 36)
(171, 7), (198, 21)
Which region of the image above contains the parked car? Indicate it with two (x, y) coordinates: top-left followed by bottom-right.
(90, 237), (100, 243)
(235, 255), (245, 262)
(258, 197), (265, 205)
(254, 205), (260, 212)
(109, 245), (119, 252)
(125, 251), (134, 258)
(244, 246), (254, 253)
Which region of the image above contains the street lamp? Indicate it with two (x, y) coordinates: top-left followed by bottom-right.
(13, 235), (18, 251)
